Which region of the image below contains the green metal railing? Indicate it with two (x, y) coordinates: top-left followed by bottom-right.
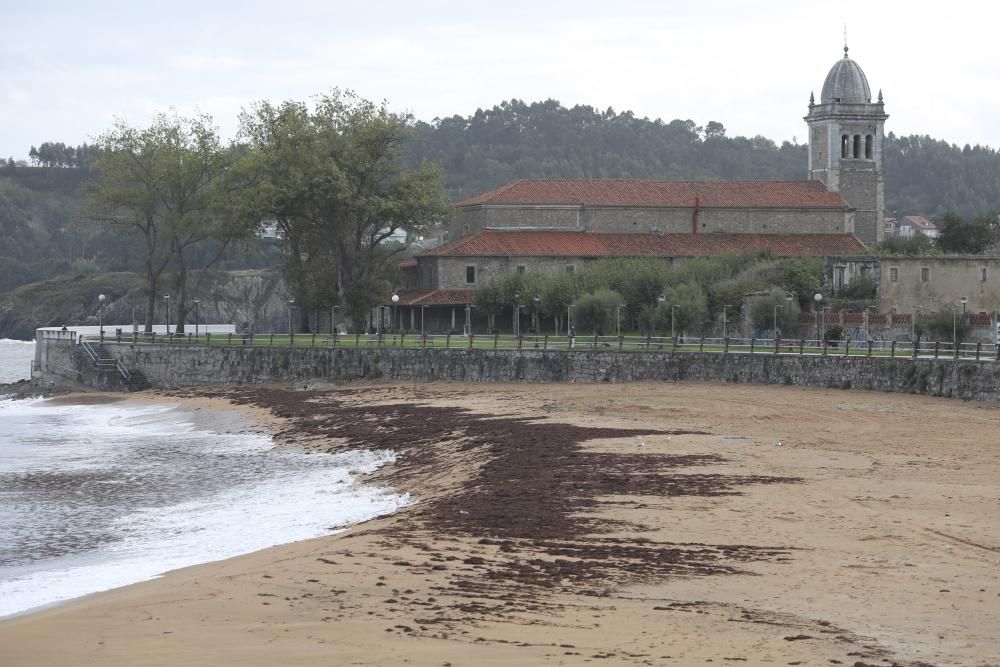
(85, 331), (1000, 362)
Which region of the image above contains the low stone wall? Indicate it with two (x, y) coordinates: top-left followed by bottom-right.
(89, 342), (1000, 401)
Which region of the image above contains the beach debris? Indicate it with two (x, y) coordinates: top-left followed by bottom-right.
(775, 440), (783, 447)
(635, 437), (646, 449)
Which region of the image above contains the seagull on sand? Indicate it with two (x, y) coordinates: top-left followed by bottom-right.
(635, 436), (646, 449)
(775, 440), (783, 447)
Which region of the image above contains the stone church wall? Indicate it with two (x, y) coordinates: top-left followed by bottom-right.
(451, 204), (851, 240)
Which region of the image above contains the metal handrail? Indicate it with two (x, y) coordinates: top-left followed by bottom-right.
(81, 333), (1000, 363)
(79, 338), (130, 381)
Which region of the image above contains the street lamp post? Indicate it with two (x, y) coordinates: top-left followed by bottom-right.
(465, 304), (472, 335)
(514, 291), (521, 336)
(532, 295), (541, 334)
(616, 304), (626, 337)
(773, 304), (783, 340)
(391, 292), (400, 333)
(567, 304), (575, 335)
(288, 297), (295, 335)
(722, 304), (732, 340)
(864, 305), (876, 343)
(421, 305), (427, 336)
(657, 294), (666, 336)
(671, 304), (679, 342)
(813, 293), (823, 342)
(98, 293), (106, 340)
(911, 305), (921, 344)
(164, 294), (170, 335)
(193, 298), (200, 338)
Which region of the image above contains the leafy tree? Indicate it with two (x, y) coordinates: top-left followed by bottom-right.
(924, 307), (970, 343)
(841, 273), (877, 299)
(935, 212), (997, 254)
(573, 288), (623, 336)
(239, 91), (451, 332)
(85, 113), (242, 332)
(874, 233), (937, 256)
(748, 288), (800, 336)
(473, 280), (505, 333)
(664, 282), (709, 337)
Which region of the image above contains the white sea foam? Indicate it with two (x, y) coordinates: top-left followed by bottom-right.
(0, 339), (35, 384)
(0, 398), (408, 618)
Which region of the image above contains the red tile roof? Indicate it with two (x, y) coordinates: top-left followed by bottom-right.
(391, 289), (475, 306)
(422, 229), (867, 258)
(970, 313), (991, 326)
(398, 258), (418, 268)
(899, 215), (937, 230)
(454, 179), (848, 209)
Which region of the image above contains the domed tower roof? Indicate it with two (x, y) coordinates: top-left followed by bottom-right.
(820, 46), (871, 104)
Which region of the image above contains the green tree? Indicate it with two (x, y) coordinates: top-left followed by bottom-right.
(748, 288), (800, 336)
(925, 307), (970, 343)
(573, 288), (623, 336)
(85, 113), (241, 332)
(664, 282), (709, 337)
(935, 212), (997, 254)
(239, 91), (451, 332)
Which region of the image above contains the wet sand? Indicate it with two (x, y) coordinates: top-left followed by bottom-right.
(1, 381), (998, 666)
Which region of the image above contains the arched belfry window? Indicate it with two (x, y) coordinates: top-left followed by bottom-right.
(841, 135), (849, 158)
(864, 135), (873, 159)
(853, 135), (861, 159)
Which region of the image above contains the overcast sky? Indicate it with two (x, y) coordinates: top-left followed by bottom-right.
(2, 0), (998, 161)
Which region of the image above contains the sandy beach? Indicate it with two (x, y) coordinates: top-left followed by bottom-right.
(1, 380), (998, 666)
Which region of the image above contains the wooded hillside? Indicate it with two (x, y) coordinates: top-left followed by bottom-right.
(404, 99), (1000, 218)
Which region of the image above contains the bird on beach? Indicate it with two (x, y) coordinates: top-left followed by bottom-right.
(775, 440), (783, 447)
(635, 436), (646, 449)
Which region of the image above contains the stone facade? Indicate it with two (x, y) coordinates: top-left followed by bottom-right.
(878, 256), (1000, 314)
(451, 205), (853, 241)
(35, 339), (1000, 402)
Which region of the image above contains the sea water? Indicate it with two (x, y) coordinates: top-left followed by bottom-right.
(0, 397), (408, 618)
(0, 339), (34, 384)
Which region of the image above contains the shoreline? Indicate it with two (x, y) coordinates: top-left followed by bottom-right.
(0, 389), (408, 624)
(1, 381), (998, 665)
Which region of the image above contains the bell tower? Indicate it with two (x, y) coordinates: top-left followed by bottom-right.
(805, 45), (888, 244)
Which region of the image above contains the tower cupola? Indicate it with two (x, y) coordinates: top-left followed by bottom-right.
(805, 44), (889, 244)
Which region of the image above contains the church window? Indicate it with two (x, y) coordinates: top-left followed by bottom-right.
(865, 135), (873, 159)
(566, 264), (576, 273)
(981, 267), (988, 282)
(853, 135), (861, 159)
(465, 265), (476, 284)
(921, 267), (930, 282)
(841, 135), (849, 158)
(889, 267), (898, 282)
(516, 265), (526, 274)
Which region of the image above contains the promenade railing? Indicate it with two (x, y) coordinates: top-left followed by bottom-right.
(82, 331), (1000, 363)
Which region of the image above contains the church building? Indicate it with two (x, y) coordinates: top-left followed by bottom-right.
(391, 47), (887, 331)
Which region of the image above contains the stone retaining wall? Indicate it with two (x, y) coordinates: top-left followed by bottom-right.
(82, 343), (1000, 401)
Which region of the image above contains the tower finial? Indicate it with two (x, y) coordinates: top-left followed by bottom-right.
(843, 24), (849, 58)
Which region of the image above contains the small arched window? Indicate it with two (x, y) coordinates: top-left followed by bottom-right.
(853, 135), (861, 159)
(841, 135), (849, 158)
(864, 135), (873, 159)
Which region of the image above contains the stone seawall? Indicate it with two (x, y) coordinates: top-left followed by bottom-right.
(82, 343), (1000, 401)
